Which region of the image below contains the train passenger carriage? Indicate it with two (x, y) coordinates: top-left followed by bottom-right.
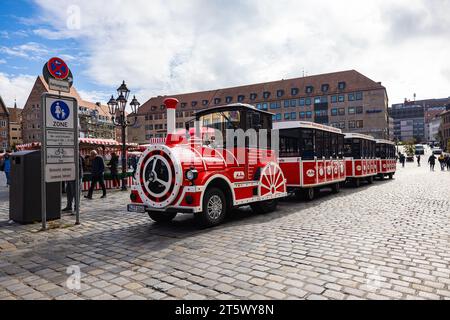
(344, 133), (377, 187)
(375, 139), (397, 180)
(275, 121), (346, 201)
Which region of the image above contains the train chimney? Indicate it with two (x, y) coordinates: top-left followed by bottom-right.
(163, 97), (179, 135)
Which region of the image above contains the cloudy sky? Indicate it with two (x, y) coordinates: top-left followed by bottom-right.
(1, 0), (450, 109)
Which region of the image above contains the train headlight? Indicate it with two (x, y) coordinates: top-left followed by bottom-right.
(185, 169), (198, 181)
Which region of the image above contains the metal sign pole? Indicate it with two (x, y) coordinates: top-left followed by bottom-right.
(74, 99), (80, 225)
(41, 93), (47, 231)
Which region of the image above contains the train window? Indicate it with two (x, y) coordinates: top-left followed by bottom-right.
(331, 133), (338, 159)
(353, 139), (362, 159)
(323, 131), (331, 158)
(315, 130), (324, 158)
(302, 129), (314, 160)
(376, 144), (382, 158)
(279, 129), (300, 157)
(199, 110), (241, 148)
(344, 140), (352, 157)
(338, 135), (344, 158)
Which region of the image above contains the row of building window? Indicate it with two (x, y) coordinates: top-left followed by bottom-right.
(145, 134), (166, 139)
(0, 120), (7, 127)
(255, 93), (364, 111)
(330, 121), (364, 129)
(273, 107), (365, 121)
(144, 111), (195, 120)
(151, 88), (363, 111)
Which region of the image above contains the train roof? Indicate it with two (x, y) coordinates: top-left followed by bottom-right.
(375, 139), (396, 146)
(273, 121), (343, 134)
(344, 133), (377, 141)
(194, 103), (274, 118)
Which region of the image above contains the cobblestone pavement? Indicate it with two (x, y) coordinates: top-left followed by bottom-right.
(1, 157), (450, 300)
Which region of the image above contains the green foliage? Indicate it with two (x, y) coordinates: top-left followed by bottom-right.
(404, 140), (415, 156)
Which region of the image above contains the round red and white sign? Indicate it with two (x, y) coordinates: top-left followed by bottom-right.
(47, 57), (69, 80)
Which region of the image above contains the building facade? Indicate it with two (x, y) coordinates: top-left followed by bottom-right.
(0, 96), (9, 151)
(129, 70), (389, 144)
(8, 101), (22, 148)
(425, 116), (442, 144)
(22, 76), (115, 144)
(389, 103), (425, 143)
(390, 97), (450, 143)
(441, 107), (450, 151)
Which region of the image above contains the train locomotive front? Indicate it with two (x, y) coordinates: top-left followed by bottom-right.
(128, 98), (287, 227)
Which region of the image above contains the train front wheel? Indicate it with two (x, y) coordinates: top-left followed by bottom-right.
(195, 188), (227, 228)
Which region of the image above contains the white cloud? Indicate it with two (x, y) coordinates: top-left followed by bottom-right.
(0, 73), (36, 108)
(77, 89), (110, 103)
(0, 59), (6, 64)
(0, 42), (49, 61)
(33, 0), (450, 104)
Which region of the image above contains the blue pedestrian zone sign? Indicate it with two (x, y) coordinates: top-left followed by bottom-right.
(50, 100), (70, 121)
(45, 97), (75, 130)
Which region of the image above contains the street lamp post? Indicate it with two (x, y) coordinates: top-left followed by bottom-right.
(107, 81), (140, 191)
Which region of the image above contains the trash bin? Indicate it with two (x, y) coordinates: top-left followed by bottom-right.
(9, 150), (61, 224)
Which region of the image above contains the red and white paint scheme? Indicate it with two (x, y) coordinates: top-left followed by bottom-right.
(375, 139), (397, 180)
(275, 121), (346, 200)
(344, 133), (378, 187)
(128, 98), (287, 227)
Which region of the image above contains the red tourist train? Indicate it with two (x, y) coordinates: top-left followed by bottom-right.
(128, 99), (396, 227)
(128, 98), (287, 227)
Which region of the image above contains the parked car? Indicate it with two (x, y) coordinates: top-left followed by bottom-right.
(432, 148), (443, 155)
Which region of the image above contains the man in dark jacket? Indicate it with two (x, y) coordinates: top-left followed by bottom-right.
(428, 154), (436, 171)
(63, 155), (84, 212)
(85, 150), (106, 199)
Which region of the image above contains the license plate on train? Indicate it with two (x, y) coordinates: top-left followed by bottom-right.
(127, 204), (146, 213)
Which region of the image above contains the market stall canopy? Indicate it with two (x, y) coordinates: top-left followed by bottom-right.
(17, 139), (138, 151)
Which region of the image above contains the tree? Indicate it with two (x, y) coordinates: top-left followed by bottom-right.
(404, 139), (415, 156)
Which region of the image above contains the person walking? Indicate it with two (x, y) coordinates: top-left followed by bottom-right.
(2, 152), (11, 186)
(416, 155), (421, 167)
(108, 152), (120, 189)
(446, 155), (450, 171)
(438, 154), (445, 171)
(85, 150), (106, 199)
(399, 153), (406, 168)
(428, 154), (437, 171)
(63, 155), (85, 213)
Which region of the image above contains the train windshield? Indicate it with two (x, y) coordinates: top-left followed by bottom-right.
(198, 111), (241, 148)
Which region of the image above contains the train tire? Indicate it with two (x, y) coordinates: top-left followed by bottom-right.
(303, 188), (315, 201)
(379, 174), (385, 181)
(353, 178), (361, 188)
(367, 176), (374, 184)
(331, 183), (340, 194)
(195, 188), (227, 228)
(388, 173), (393, 180)
(251, 199), (278, 214)
(148, 212), (177, 223)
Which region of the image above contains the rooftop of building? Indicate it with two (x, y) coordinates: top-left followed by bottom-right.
(137, 69), (386, 115)
(23, 76), (111, 118)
